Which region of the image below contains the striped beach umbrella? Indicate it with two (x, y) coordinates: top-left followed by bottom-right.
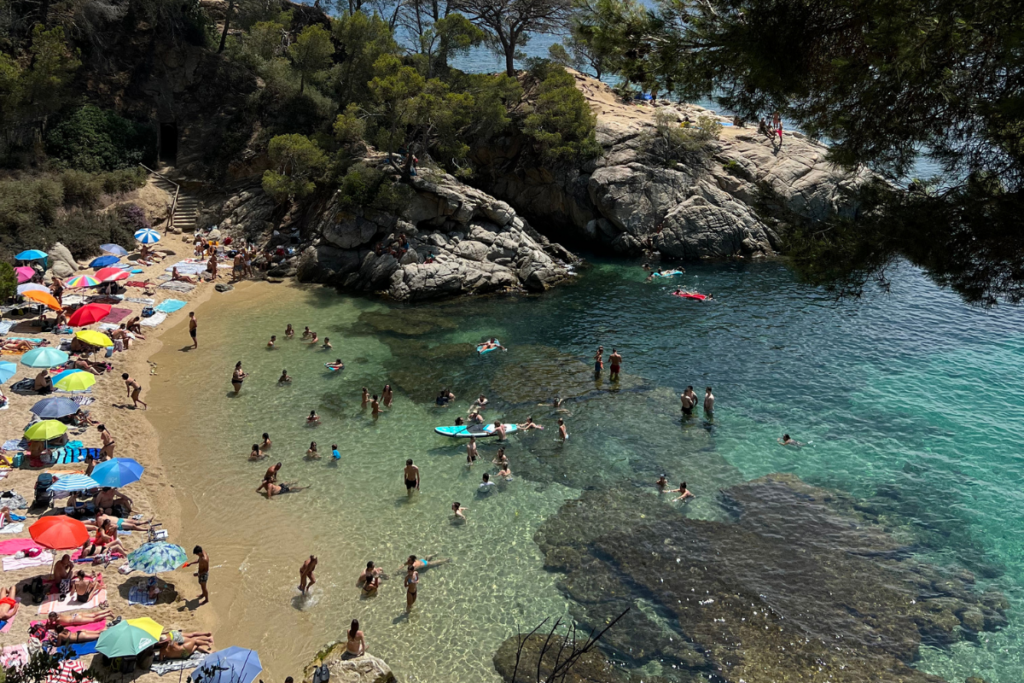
(127, 542), (188, 574)
(64, 275), (100, 289)
(134, 229), (161, 244)
(49, 474), (100, 492)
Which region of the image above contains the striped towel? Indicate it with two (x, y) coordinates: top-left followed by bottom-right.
(3, 550), (52, 571)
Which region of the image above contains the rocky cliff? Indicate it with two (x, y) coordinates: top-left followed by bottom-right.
(475, 72), (874, 260)
(304, 642), (396, 683)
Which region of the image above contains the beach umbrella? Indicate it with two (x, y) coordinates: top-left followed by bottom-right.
(127, 542), (188, 574)
(15, 266), (35, 283)
(0, 362), (16, 384)
(127, 618), (163, 640)
(49, 474), (100, 492)
(15, 250), (47, 261)
(55, 372), (96, 392)
(134, 229), (161, 244)
(51, 369), (84, 385)
(29, 397), (80, 419)
(91, 458), (144, 488)
(95, 267), (129, 283)
(190, 647), (262, 683)
(96, 620), (159, 658)
(20, 348), (69, 368)
(74, 329), (113, 347)
(17, 283), (49, 295)
(22, 290), (61, 311)
(89, 255), (120, 268)
(29, 516), (89, 550)
(67, 304), (111, 327)
(100, 244), (128, 257)
(64, 275), (100, 289)
(24, 420), (68, 441)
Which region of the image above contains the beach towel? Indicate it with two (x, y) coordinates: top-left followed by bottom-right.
(0, 523), (24, 535)
(37, 589), (105, 614)
(130, 269), (143, 274)
(159, 281), (195, 293)
(72, 551), (123, 563)
(155, 299), (187, 313)
(126, 281), (150, 288)
(100, 307), (132, 324)
(0, 602), (19, 632)
(59, 642), (98, 658)
(124, 297), (155, 305)
(0, 539), (37, 556)
(152, 652), (208, 676)
(97, 323), (119, 332)
(3, 550), (52, 571)
(166, 261), (207, 275)
(6, 337), (44, 343)
(1, 439), (26, 451)
(72, 396), (94, 407)
(1, 644), (30, 669)
(30, 619), (105, 633)
(127, 585), (157, 606)
(0, 321), (16, 335)
(139, 312), (167, 327)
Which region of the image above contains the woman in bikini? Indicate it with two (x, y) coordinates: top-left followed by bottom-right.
(343, 620), (365, 658)
(381, 384), (393, 408)
(306, 442), (320, 459)
(98, 424), (115, 460)
(404, 565), (418, 612)
(155, 632), (215, 660)
(232, 362), (247, 394)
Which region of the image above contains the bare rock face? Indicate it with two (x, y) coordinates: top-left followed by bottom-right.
(475, 74), (874, 261)
(303, 644), (396, 683)
(298, 169), (578, 300)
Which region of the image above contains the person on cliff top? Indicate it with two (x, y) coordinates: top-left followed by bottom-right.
(183, 546), (210, 605)
(668, 482), (694, 502)
(345, 620), (366, 658)
(609, 349), (622, 380)
(299, 555), (318, 595)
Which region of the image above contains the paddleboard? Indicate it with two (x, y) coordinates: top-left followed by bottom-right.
(325, 363), (344, 371)
(652, 270), (684, 278)
(477, 339), (502, 354)
(434, 424), (520, 438)
(672, 292), (707, 301)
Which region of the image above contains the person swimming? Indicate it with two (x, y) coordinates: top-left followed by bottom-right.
(279, 369), (292, 383)
(267, 335), (276, 348)
(327, 359), (344, 370)
(668, 482), (694, 502)
(452, 502), (467, 520)
(306, 442), (320, 459)
(307, 410), (321, 425)
(285, 324), (295, 338)
(517, 416), (543, 430)
(322, 337), (332, 350)
(778, 434), (804, 446)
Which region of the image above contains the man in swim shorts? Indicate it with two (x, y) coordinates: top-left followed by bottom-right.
(189, 312), (197, 349)
(703, 387), (715, 417)
(404, 459), (420, 496)
(609, 349), (622, 380)
(681, 386), (696, 416)
(182, 546), (209, 605)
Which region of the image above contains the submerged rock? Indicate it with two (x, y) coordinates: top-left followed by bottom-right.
(303, 643), (396, 683)
(533, 477), (1008, 683)
(493, 633), (670, 683)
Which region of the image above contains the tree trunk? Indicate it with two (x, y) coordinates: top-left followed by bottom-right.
(300, 72), (305, 94)
(504, 45), (516, 78)
(218, 0), (234, 54)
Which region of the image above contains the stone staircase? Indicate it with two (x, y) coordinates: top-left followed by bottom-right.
(143, 166), (199, 233)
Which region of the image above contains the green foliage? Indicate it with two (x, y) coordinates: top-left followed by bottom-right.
(289, 24), (334, 94)
(336, 162), (414, 212)
(333, 103), (366, 144)
(331, 11), (400, 105)
(418, 13), (484, 77)
(45, 105), (155, 172)
(640, 109), (717, 168)
(569, 0), (655, 87)
(522, 61), (601, 163)
(262, 133), (328, 202)
(0, 261), (15, 302)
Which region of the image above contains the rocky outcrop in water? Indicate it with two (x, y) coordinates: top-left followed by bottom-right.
(295, 169), (578, 300)
(526, 474), (1005, 683)
(303, 642), (396, 683)
(475, 73), (874, 260)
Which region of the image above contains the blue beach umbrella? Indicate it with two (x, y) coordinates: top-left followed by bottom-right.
(127, 542), (187, 574)
(190, 647), (262, 683)
(20, 348), (69, 368)
(100, 244), (128, 256)
(49, 474), (100, 492)
(15, 249), (47, 261)
(91, 458), (144, 488)
(90, 255), (121, 268)
(0, 362), (16, 384)
(134, 229), (161, 244)
(51, 369), (85, 385)
(29, 397), (80, 419)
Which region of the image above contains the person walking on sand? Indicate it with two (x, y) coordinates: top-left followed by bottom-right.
(299, 555), (318, 594)
(609, 349), (622, 381)
(183, 546), (210, 605)
(122, 373), (147, 410)
(232, 362), (247, 394)
(704, 387), (715, 417)
(189, 312), (198, 349)
(404, 459), (419, 497)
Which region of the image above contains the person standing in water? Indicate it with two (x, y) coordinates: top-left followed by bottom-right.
(189, 312), (198, 349)
(668, 482), (694, 502)
(231, 362), (247, 394)
(451, 502), (467, 520)
(382, 384), (393, 408)
(703, 387), (715, 417)
(404, 459), (420, 496)
(404, 564), (418, 611)
(681, 386), (696, 416)
(371, 395), (380, 417)
(182, 546), (210, 605)
(594, 346), (604, 375)
(466, 436), (478, 464)
(299, 555), (318, 594)
(557, 418), (568, 442)
(361, 388), (370, 406)
(609, 349), (622, 381)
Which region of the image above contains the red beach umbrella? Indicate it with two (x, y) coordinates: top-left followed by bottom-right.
(67, 304), (112, 327)
(29, 516), (89, 550)
(94, 267), (129, 283)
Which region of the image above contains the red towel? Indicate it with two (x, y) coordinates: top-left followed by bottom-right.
(125, 281), (150, 288)
(100, 307), (132, 324)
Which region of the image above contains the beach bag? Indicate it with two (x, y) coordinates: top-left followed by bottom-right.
(24, 547), (41, 558)
(141, 307), (155, 318)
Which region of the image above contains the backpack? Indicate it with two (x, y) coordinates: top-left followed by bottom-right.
(141, 307), (155, 318)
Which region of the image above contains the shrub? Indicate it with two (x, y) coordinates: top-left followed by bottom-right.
(101, 167), (147, 194)
(45, 105), (155, 173)
(336, 162), (413, 212)
(641, 109), (720, 168)
(58, 170), (104, 208)
(262, 133), (328, 203)
(47, 210), (133, 259)
(522, 61), (602, 164)
(114, 203), (151, 232)
(0, 263), (16, 303)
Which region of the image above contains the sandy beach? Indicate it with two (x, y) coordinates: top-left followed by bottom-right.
(0, 240), (224, 674)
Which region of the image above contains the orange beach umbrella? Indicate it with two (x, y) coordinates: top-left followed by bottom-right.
(21, 290), (61, 311)
(29, 516), (89, 550)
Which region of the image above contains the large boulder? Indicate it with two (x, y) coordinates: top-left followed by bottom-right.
(303, 644), (396, 683)
(47, 243), (78, 279)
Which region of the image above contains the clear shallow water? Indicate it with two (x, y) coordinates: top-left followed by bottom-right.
(149, 259), (1024, 683)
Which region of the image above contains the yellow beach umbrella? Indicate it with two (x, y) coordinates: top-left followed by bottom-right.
(55, 372), (96, 392)
(74, 330), (114, 347)
(25, 420), (68, 441)
(127, 617), (163, 640)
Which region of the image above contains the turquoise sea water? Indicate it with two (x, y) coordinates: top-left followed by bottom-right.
(149, 259), (1024, 683)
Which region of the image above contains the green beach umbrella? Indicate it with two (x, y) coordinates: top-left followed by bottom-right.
(24, 420), (68, 441)
(127, 542), (188, 574)
(96, 620), (159, 657)
(54, 372), (96, 392)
